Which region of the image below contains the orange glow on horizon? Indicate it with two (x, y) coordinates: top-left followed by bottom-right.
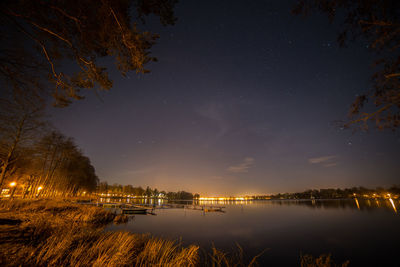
(198, 196), (252, 201)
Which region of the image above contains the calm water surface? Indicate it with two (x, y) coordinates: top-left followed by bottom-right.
(107, 199), (400, 266)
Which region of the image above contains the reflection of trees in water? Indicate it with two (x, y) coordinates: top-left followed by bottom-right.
(98, 197), (399, 213)
(99, 197), (166, 205)
(269, 199), (399, 213)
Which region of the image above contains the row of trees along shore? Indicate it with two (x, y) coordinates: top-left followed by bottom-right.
(255, 186), (400, 200)
(0, 91), (98, 198)
(97, 182), (199, 200)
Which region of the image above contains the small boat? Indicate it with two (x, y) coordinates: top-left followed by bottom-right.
(204, 207), (224, 212)
(121, 207), (147, 214)
(103, 203), (120, 208)
(74, 199), (92, 203)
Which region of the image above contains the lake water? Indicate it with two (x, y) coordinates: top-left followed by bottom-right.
(107, 199), (400, 266)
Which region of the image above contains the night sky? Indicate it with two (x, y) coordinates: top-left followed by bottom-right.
(51, 0), (400, 196)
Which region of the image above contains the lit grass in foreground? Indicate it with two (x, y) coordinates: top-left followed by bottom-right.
(0, 199), (199, 266)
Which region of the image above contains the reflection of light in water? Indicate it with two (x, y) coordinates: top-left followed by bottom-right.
(312, 200), (316, 206)
(389, 198), (397, 213)
(375, 199), (380, 207)
(354, 198), (360, 210)
(366, 200), (371, 207)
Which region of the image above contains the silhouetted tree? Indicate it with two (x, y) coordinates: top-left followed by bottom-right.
(166, 191), (193, 200)
(123, 184), (133, 194)
(21, 131), (99, 197)
(99, 181), (109, 194)
(0, 90), (46, 188)
(0, 0), (177, 106)
(294, 0), (400, 130)
(145, 186), (152, 197)
(153, 188), (159, 197)
(134, 186), (145, 196)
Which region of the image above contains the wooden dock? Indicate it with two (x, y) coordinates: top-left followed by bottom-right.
(121, 207), (147, 214)
(101, 203), (123, 208)
(94, 201), (226, 214)
(203, 207), (225, 212)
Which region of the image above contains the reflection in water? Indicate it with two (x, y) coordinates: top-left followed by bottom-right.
(98, 197), (168, 206)
(389, 198), (397, 213)
(354, 198), (360, 210)
(98, 197), (400, 214)
(268, 198), (400, 213)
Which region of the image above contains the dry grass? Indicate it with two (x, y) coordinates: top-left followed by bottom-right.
(113, 214), (129, 224)
(0, 199), (199, 266)
(136, 238), (199, 267)
(205, 243), (266, 267)
(0, 199), (115, 225)
(300, 254), (350, 267)
(1, 222), (199, 266)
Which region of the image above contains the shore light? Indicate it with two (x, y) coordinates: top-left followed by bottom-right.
(37, 186), (43, 191)
(9, 182), (16, 187)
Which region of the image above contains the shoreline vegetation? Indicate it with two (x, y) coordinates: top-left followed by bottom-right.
(0, 199), (200, 266)
(0, 199), (349, 267)
(91, 184), (400, 201)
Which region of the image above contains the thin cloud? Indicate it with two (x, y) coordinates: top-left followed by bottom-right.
(227, 157), (255, 173)
(308, 155), (338, 167)
(195, 102), (229, 138)
(308, 155), (336, 164)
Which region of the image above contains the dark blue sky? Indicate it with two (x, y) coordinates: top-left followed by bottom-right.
(51, 0), (400, 195)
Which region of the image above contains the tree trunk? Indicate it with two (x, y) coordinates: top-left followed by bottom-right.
(0, 116), (25, 188)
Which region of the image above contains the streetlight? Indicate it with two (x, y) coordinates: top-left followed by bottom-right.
(9, 182), (16, 198)
(36, 186), (43, 197)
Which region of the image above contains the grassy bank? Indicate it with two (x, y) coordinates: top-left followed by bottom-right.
(0, 199), (348, 266)
(0, 199), (199, 266)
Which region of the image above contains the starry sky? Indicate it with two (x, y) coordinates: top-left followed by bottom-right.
(51, 0), (400, 196)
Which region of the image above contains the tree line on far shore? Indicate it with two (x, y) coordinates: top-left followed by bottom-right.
(97, 182), (199, 200)
(256, 186), (400, 200)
